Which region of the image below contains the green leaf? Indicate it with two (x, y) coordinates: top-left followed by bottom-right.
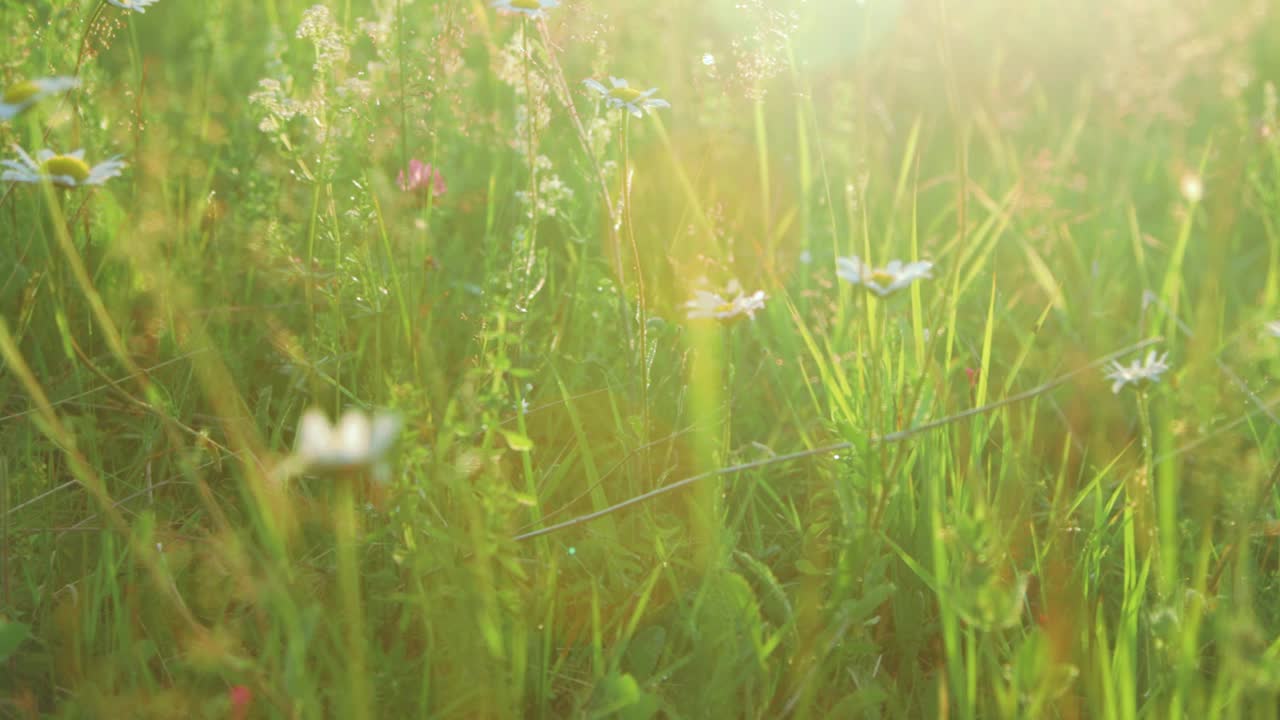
(500, 429), (534, 452)
(0, 620), (31, 662)
(625, 626), (666, 682)
(589, 671), (642, 718)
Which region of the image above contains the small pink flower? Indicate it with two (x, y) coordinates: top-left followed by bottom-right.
(964, 367), (980, 388)
(229, 685), (253, 720)
(397, 159), (446, 197)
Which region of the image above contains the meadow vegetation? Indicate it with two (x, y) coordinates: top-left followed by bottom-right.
(3, 0), (1280, 717)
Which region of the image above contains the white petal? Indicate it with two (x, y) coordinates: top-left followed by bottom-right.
(11, 145), (36, 170)
(2, 169), (37, 183)
(336, 410), (373, 459)
(906, 260), (934, 277)
(835, 256), (865, 283)
(37, 77), (79, 94)
(367, 412), (403, 458)
(295, 409), (335, 462)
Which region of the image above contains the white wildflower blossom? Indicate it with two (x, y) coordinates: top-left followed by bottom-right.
(249, 78), (304, 133)
(106, 0), (161, 13)
(583, 77), (671, 118)
(1265, 320), (1280, 338)
(0, 77), (78, 120)
(294, 407), (402, 478)
(685, 280), (768, 323)
(296, 5), (349, 73)
(337, 77), (373, 102)
(515, 156), (575, 218)
(587, 115), (615, 160)
(1105, 350), (1171, 394)
(1179, 172), (1204, 203)
(492, 0), (559, 19)
(1, 146), (125, 188)
(836, 256), (934, 297)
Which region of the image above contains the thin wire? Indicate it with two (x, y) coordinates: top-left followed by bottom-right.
(513, 336), (1163, 542)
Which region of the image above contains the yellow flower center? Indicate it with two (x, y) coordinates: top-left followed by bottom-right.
(3, 81), (40, 105)
(41, 155), (91, 182)
(608, 86), (645, 103)
(510, 0), (542, 8)
(870, 270), (896, 286)
(716, 301), (736, 315)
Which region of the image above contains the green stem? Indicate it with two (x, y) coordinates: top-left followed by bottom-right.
(335, 480), (371, 720)
(621, 114), (650, 455)
(520, 22), (539, 302)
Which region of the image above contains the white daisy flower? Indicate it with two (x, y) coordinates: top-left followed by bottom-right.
(685, 281), (767, 323)
(1265, 320), (1280, 338)
(491, 0), (558, 19)
(106, 0), (162, 13)
(1104, 350), (1171, 394)
(0, 77), (79, 120)
(294, 408), (402, 478)
(836, 256), (934, 297)
(1, 145), (126, 188)
(1179, 172), (1204, 203)
(583, 77), (671, 118)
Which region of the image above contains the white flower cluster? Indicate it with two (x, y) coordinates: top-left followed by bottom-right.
(249, 78), (312, 134)
(515, 156), (575, 218)
(296, 4), (350, 74)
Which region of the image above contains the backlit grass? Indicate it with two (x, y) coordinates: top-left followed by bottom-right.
(3, 0), (1280, 717)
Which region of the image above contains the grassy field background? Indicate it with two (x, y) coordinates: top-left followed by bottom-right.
(4, 0), (1280, 716)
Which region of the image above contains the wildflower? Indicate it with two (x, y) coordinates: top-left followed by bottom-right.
(491, 0), (559, 19)
(836, 256), (933, 297)
(1104, 350), (1171, 394)
(685, 280), (767, 323)
(294, 407), (402, 477)
(0, 77), (78, 120)
(1179, 172), (1204, 203)
(295, 5), (349, 73)
(1266, 320), (1280, 338)
(397, 159), (447, 197)
(583, 77), (671, 118)
(1, 145), (125, 188)
(964, 367), (980, 389)
(229, 685), (253, 720)
(106, 0), (162, 12)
